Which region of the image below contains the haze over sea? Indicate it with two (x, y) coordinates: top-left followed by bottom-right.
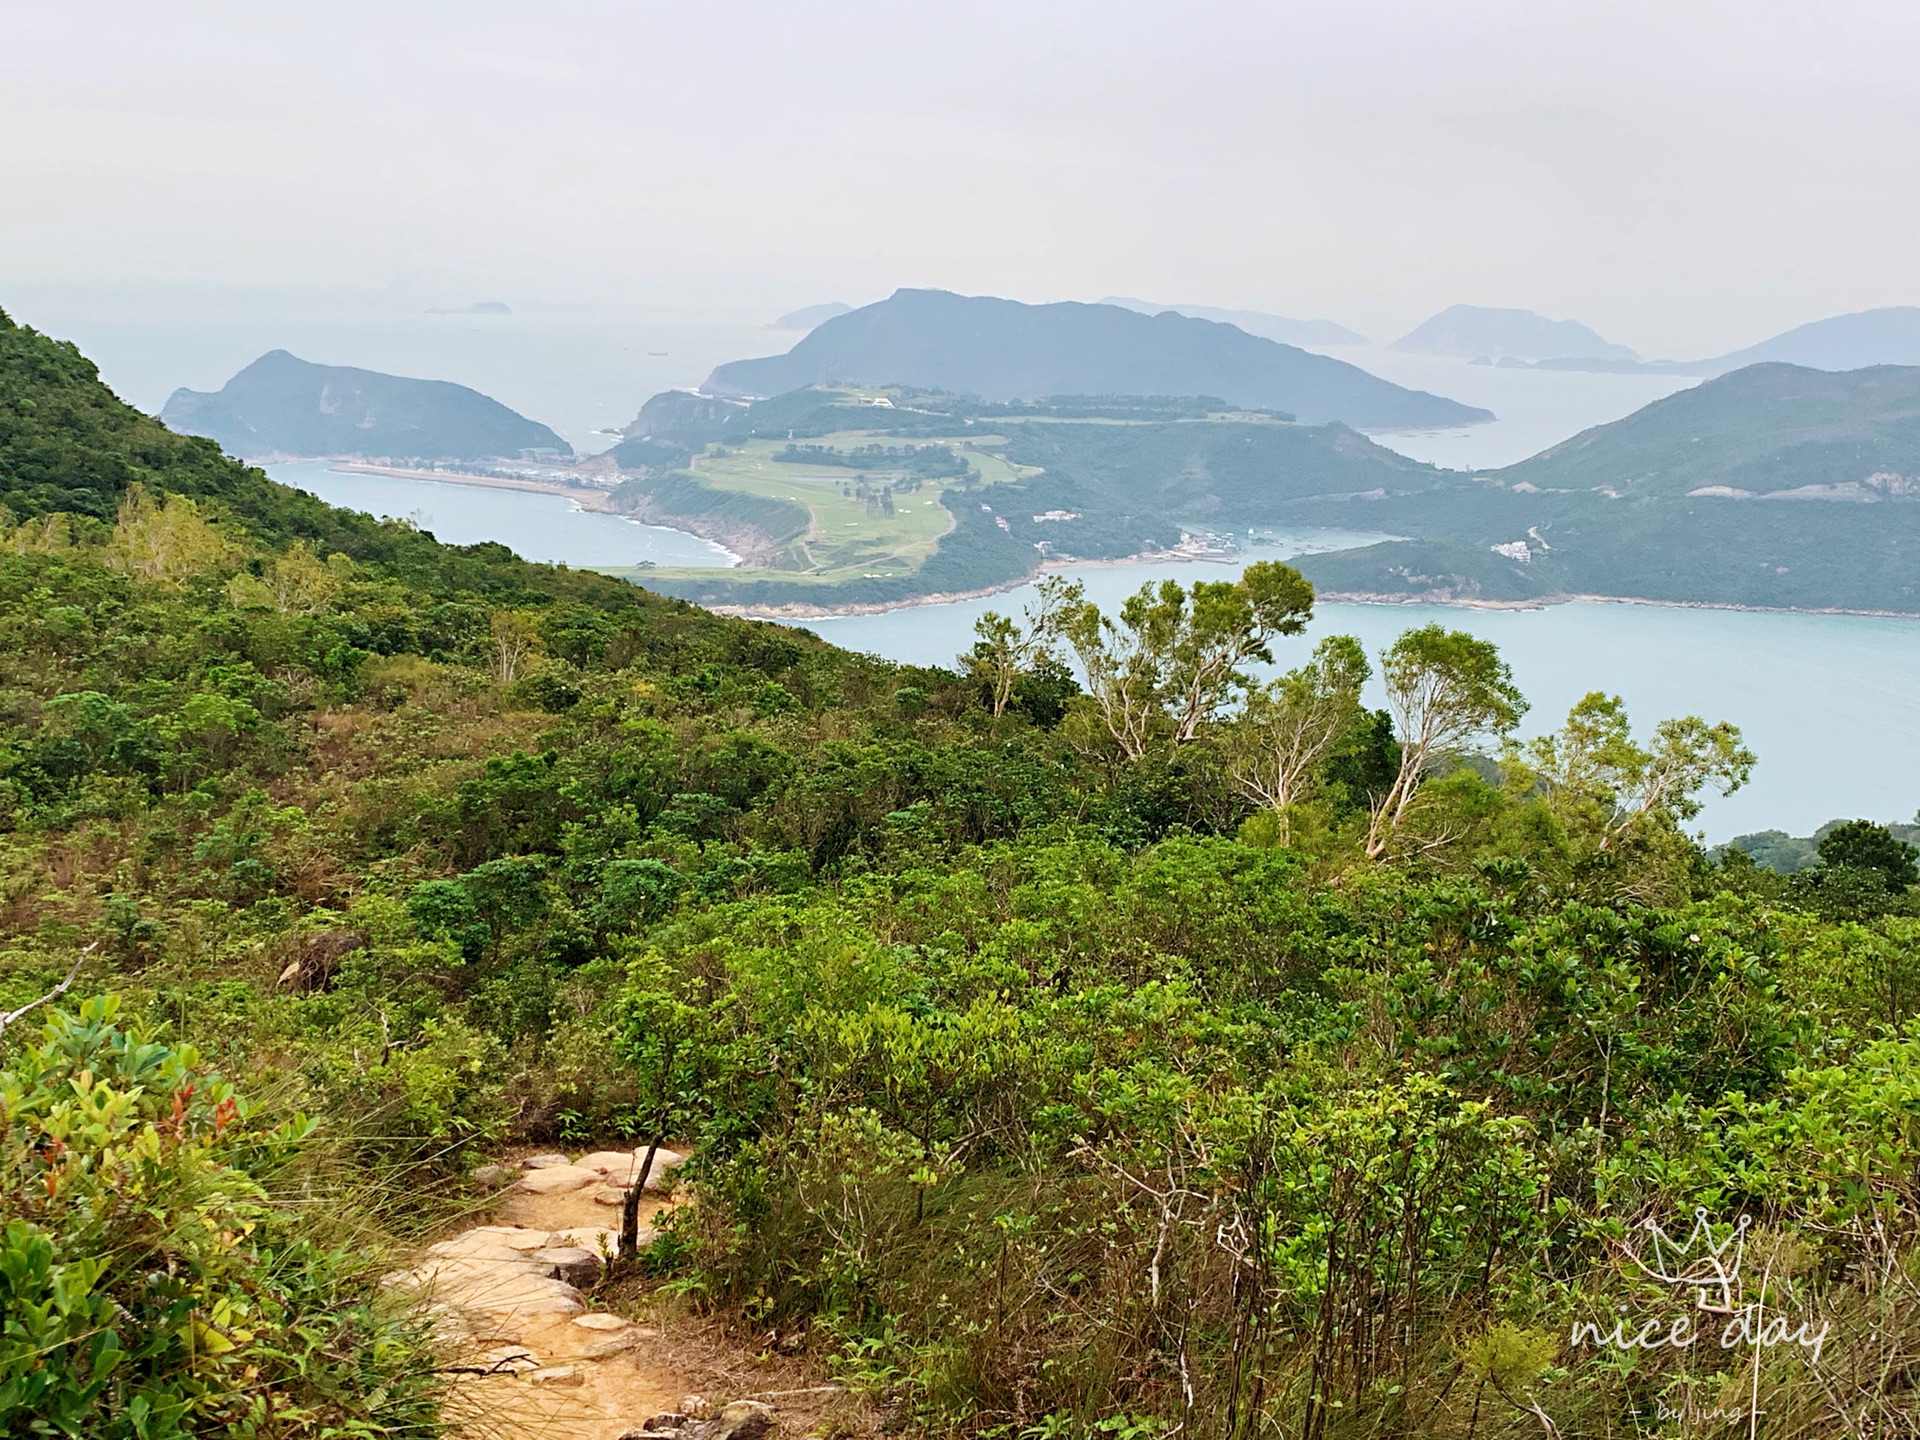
(264, 345), (1918, 844)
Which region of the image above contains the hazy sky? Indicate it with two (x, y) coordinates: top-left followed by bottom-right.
(4, 0), (1915, 355)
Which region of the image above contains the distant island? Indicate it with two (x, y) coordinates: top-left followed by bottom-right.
(1391, 304), (1637, 362)
(773, 302), (855, 331)
(594, 364), (1920, 617)
(1100, 297), (1367, 347)
(161, 351), (570, 462)
(705, 289), (1491, 430)
(1501, 305), (1920, 376)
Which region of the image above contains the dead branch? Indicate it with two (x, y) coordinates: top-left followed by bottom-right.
(0, 943), (96, 1039)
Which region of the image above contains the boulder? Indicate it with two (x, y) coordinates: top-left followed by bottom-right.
(428, 1227), (551, 1263)
(571, 1312), (632, 1332)
(636, 1147), (687, 1192)
(449, 1271), (585, 1318)
(518, 1164), (601, 1195)
(592, 1147), (689, 1188)
(585, 1333), (644, 1358)
(521, 1153), (573, 1170)
(530, 1246), (602, 1287)
(455, 1225), (551, 1248)
(472, 1163), (515, 1190)
(712, 1400), (776, 1440)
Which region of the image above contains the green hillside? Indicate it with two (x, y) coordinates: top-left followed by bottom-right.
(608, 386), (1437, 609)
(1294, 364), (1920, 612)
(1496, 362), (1920, 497)
(7, 303), (1920, 1439)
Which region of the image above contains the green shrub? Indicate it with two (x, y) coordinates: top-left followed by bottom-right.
(0, 996), (442, 1438)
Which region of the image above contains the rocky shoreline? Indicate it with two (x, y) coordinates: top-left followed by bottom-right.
(1314, 589), (1920, 620)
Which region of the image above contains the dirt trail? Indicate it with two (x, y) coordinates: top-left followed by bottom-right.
(386, 1149), (866, 1440)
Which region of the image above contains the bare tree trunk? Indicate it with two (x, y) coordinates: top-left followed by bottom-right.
(619, 1133), (666, 1259)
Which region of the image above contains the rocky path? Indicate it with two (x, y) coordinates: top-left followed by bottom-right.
(383, 1148), (852, 1440)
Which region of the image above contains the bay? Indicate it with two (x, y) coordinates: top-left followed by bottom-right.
(1334, 347), (1701, 471)
(797, 556), (1920, 842)
(266, 462), (737, 569)
(239, 345), (1920, 844)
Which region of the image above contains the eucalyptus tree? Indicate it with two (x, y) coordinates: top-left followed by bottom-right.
(1366, 625), (1525, 859)
(964, 575), (1076, 717)
(1525, 692), (1754, 848)
(1224, 634), (1371, 840)
(1055, 560), (1315, 759)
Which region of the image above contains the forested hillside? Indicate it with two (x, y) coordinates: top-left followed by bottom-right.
(5, 305), (1920, 1439)
(615, 375), (1920, 614)
(1297, 363), (1920, 611)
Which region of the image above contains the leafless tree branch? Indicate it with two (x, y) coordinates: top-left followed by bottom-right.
(0, 943), (96, 1039)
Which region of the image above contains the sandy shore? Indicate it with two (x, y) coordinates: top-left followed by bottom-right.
(330, 463), (621, 512)
(710, 573), (1920, 625)
(706, 545), (1243, 620)
(709, 579), (1037, 622)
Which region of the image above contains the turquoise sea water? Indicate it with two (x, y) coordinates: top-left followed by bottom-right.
(267, 462), (737, 569)
(794, 558), (1920, 842)
(269, 465), (1919, 843)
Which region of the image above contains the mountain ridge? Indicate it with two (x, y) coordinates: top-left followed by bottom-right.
(704, 289), (1490, 430)
(1099, 296), (1367, 347)
(1503, 306), (1920, 377)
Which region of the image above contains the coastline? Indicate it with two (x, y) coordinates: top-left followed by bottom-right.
(699, 569), (1920, 625)
(309, 469), (1920, 626)
(703, 578), (1036, 621)
(700, 541), (1242, 620)
(1314, 589), (1920, 621)
(329, 463), (622, 511)
(320, 462), (743, 566)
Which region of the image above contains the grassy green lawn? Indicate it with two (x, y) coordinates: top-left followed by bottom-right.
(598, 430), (1028, 588)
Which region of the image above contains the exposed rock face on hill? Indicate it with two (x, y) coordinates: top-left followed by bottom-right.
(162, 350), (570, 461)
(1390, 304), (1636, 362)
(619, 389), (746, 445)
(705, 289), (1490, 429)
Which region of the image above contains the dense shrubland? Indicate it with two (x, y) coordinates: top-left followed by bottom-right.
(3, 305), (1920, 1437)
